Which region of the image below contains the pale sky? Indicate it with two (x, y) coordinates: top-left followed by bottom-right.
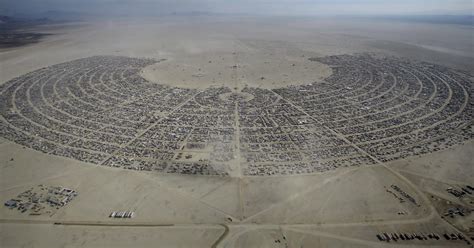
(1, 0), (472, 16)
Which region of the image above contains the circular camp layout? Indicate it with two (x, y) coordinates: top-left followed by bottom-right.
(0, 54), (472, 176)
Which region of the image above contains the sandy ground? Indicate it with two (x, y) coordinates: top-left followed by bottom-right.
(0, 140), (429, 224)
(0, 16), (473, 247)
(1, 138), (472, 247)
(141, 51), (332, 89)
(1, 16), (473, 85)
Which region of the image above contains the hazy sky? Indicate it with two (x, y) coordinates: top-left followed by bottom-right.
(1, 0), (472, 16)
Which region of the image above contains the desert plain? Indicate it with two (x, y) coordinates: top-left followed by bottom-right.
(0, 15), (473, 247)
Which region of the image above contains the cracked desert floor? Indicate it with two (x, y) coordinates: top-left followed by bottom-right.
(0, 16), (473, 247)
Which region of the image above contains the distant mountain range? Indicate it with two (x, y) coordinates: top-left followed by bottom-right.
(35, 10), (87, 21)
(0, 15), (13, 23)
(0, 15), (52, 24)
(0, 10), (92, 23)
(349, 15), (473, 25)
(2, 11), (472, 25)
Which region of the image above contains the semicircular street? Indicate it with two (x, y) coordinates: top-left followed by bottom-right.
(0, 54), (471, 176)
